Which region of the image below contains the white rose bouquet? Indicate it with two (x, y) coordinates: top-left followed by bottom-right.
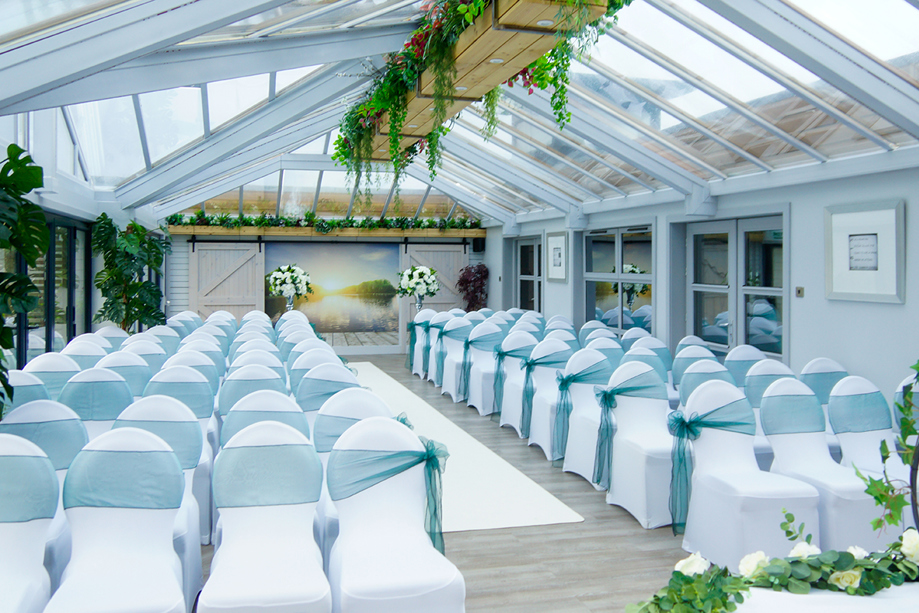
(397, 265), (440, 300)
(620, 263), (650, 310)
(267, 264), (313, 305)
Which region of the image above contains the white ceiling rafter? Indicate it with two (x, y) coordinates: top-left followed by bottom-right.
(0, 0), (296, 115)
(117, 59), (380, 209)
(3, 24), (415, 113)
(404, 166), (518, 231)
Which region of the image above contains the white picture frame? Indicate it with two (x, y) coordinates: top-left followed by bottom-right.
(824, 200), (905, 303)
(546, 232), (567, 283)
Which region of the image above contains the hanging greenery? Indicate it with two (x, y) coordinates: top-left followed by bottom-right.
(333, 0), (632, 203)
(164, 212), (481, 232)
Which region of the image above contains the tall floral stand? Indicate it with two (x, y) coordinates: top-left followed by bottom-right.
(286, 296), (295, 312)
(415, 296), (424, 313)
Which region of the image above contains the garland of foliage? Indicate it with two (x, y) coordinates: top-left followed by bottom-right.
(333, 0), (632, 203)
(165, 211), (481, 232)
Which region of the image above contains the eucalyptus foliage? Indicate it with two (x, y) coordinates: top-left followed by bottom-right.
(0, 144), (49, 416)
(92, 213), (171, 331)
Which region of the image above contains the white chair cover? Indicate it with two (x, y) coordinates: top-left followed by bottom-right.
(7, 369), (51, 411)
(761, 378), (887, 552)
(121, 332), (165, 349)
(463, 311), (486, 325)
(70, 333), (113, 354)
(671, 345), (717, 389)
(544, 328), (580, 354)
(296, 364), (360, 432)
(745, 359), (796, 469)
(241, 310), (271, 325)
(95, 326), (130, 350)
(509, 338), (573, 440)
(46, 428), (185, 613)
(194, 324), (231, 356)
(277, 330), (315, 363)
(163, 351), (220, 396)
(58, 368), (134, 440)
(724, 344), (767, 391)
(237, 321), (276, 343)
(147, 325), (183, 356)
(493, 332), (538, 429)
(578, 320), (609, 347)
(508, 321), (543, 341)
(585, 328), (618, 343)
(122, 340), (168, 375)
(218, 365), (286, 419)
(327, 418), (464, 613)
(227, 349), (287, 386)
(674, 335), (707, 358)
(800, 357), (848, 406)
(220, 390), (309, 448)
(436, 318), (473, 400)
(678, 360), (736, 407)
(60, 341), (107, 370)
(205, 318), (237, 344)
(227, 332), (272, 363)
(232, 339), (282, 365)
(0, 402), (86, 594)
(114, 398), (204, 611)
(179, 311), (205, 328)
(167, 315), (195, 338)
(424, 312), (454, 383)
(619, 327), (650, 352)
(462, 322), (506, 412)
(545, 315), (572, 326)
(178, 339), (226, 378)
(290, 349), (343, 397)
(409, 309), (436, 379)
(23, 353), (81, 401)
(0, 433), (59, 613)
(96, 351), (153, 398)
(199, 421), (330, 613)
(287, 340), (334, 374)
(676, 380), (820, 572)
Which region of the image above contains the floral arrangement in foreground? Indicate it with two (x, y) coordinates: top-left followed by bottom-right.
(267, 265), (313, 303)
(332, 0), (633, 205)
(629, 517), (919, 613)
(164, 211), (480, 233)
(398, 266), (440, 302)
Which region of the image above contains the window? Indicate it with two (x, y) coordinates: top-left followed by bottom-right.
(584, 225), (653, 332)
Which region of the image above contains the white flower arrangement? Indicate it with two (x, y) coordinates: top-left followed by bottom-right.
(674, 552), (711, 577)
(267, 264), (313, 300)
(397, 265), (440, 299)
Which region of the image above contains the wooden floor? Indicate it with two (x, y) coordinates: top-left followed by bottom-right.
(325, 331), (398, 347)
(200, 353), (688, 612)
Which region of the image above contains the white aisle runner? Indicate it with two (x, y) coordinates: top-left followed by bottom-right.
(350, 362), (584, 533)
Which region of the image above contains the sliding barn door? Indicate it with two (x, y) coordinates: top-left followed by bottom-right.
(401, 244), (469, 318)
(189, 243), (265, 319)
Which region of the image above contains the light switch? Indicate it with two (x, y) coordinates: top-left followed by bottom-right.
(795, 287), (804, 298)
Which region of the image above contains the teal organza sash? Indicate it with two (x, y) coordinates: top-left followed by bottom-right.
(59, 380), (134, 421)
(458, 332), (504, 401)
(760, 394), (825, 435)
(622, 353), (667, 384)
(0, 455), (58, 521)
(296, 378), (359, 412)
(672, 355), (717, 387)
(214, 443), (322, 508)
(552, 361), (615, 461)
(745, 373), (794, 409)
(113, 419), (203, 469)
(423, 321), (448, 376)
(592, 370), (667, 490)
(31, 371), (78, 402)
(650, 347), (674, 372)
(221, 410), (310, 447)
(492, 344), (535, 417)
(678, 370), (735, 406)
(519, 349), (572, 438)
(563, 339), (581, 354)
(314, 414), (415, 453)
(394, 412), (414, 429)
(406, 322), (418, 370)
(667, 398), (756, 535)
(726, 359), (760, 389)
(328, 437), (449, 553)
(64, 449), (184, 510)
(416, 321), (432, 373)
(435, 326), (472, 388)
(595, 346), (624, 368)
(108, 364), (153, 397)
(144, 380), (215, 419)
(0, 419), (86, 470)
(829, 391), (892, 434)
(9, 382), (50, 409)
(800, 371), (846, 405)
(219, 378), (286, 416)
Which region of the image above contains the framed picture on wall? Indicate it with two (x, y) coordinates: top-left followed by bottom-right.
(546, 232), (567, 283)
(824, 199), (905, 303)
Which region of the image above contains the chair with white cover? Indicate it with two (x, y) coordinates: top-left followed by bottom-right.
(288, 339), (334, 374)
(761, 378), (885, 552)
(182, 331), (230, 360)
(483, 314), (511, 335)
(545, 315), (572, 327)
(45, 427), (185, 613)
(121, 332), (166, 350)
(433, 318), (472, 394)
(672, 380), (820, 571)
(544, 328), (579, 354)
(178, 338), (227, 379)
(544, 319), (575, 335)
(477, 308), (494, 318)
(327, 418), (464, 613)
(674, 335), (707, 357)
(671, 345), (718, 390)
(631, 337), (673, 377)
(60, 341), (107, 370)
(531, 348), (614, 462)
(744, 359), (796, 469)
(181, 311), (205, 329)
(631, 304), (653, 331)
(144, 366), (216, 545)
(723, 345), (767, 392)
(424, 312), (454, 383)
(457, 322), (505, 411)
(828, 376), (909, 484)
(585, 337), (624, 369)
(0, 433), (59, 613)
(296, 364), (360, 432)
(592, 362), (672, 528)
(800, 358), (848, 407)
(620, 327), (650, 352)
(227, 349), (287, 386)
(678, 361), (736, 408)
(290, 349), (343, 397)
(505, 307), (525, 320)
(508, 320), (543, 341)
(207, 310), (238, 326)
(95, 326), (129, 350)
(277, 321), (314, 342)
(238, 321), (276, 343)
(493, 332), (538, 426)
(70, 333), (113, 354)
(96, 351), (153, 398)
(6, 370), (51, 411)
(168, 315), (195, 338)
(585, 328), (618, 343)
(276, 309), (309, 327)
(232, 339), (282, 365)
(408, 310), (436, 369)
(193, 324), (230, 356)
(578, 320), (609, 347)
(114, 398), (204, 611)
(58, 368), (134, 440)
(148, 326), (183, 356)
(220, 390), (310, 449)
(227, 332), (271, 363)
(463, 312), (486, 326)
(517, 312), (544, 328)
(0, 401), (87, 593)
(241, 310), (271, 325)
(507, 338), (573, 440)
(218, 365), (287, 422)
(313, 389), (394, 570)
(602, 308), (633, 329)
(278, 331), (315, 363)
(163, 351), (220, 396)
(122, 339), (168, 375)
(199, 421), (330, 613)
(620, 347), (668, 386)
(23, 353), (81, 401)
(175, 312), (202, 332)
(205, 319), (236, 346)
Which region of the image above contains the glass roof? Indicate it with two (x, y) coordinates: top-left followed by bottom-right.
(2, 0), (120, 42)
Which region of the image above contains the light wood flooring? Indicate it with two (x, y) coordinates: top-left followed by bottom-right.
(325, 331), (398, 347)
(200, 353), (688, 612)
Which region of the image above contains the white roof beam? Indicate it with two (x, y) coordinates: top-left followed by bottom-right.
(117, 59), (378, 208)
(3, 24), (414, 112)
(405, 165), (518, 232)
(437, 161), (532, 213)
(696, 0), (919, 140)
(0, 0), (294, 114)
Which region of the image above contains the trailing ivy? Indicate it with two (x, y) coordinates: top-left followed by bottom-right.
(164, 212), (481, 231)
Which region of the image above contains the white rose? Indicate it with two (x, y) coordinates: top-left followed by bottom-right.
(789, 542), (821, 558)
(828, 568), (861, 590)
(674, 552), (710, 577)
(738, 551), (769, 578)
(847, 545), (869, 560)
(901, 529), (919, 563)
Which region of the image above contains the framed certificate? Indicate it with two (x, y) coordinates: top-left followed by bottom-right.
(546, 232), (567, 282)
(824, 200), (904, 303)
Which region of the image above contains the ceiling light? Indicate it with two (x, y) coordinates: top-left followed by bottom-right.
(455, 86), (468, 91)
(536, 19), (554, 27)
(489, 58), (504, 64)
(408, 124), (418, 128)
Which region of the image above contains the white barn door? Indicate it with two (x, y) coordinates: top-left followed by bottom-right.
(189, 243), (265, 319)
(399, 244), (468, 348)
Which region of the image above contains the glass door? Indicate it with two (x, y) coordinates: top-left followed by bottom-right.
(517, 238), (541, 311)
(687, 217), (784, 359)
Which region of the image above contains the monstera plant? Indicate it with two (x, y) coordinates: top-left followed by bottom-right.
(0, 144), (49, 416)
